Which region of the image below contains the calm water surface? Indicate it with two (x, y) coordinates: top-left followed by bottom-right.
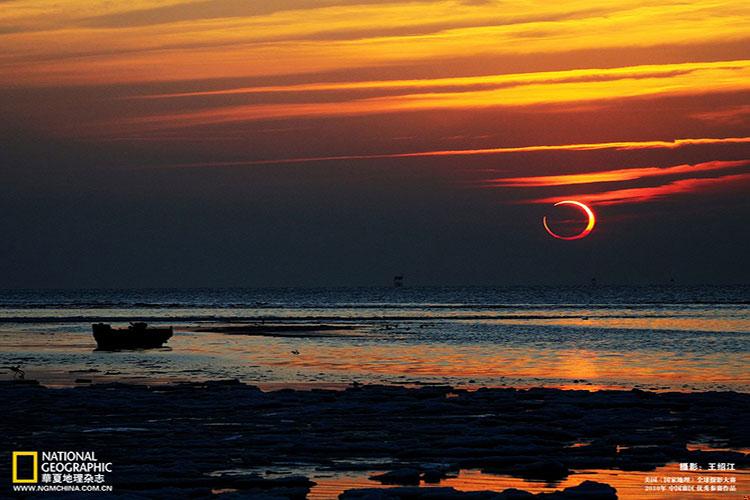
(0, 286), (748, 391)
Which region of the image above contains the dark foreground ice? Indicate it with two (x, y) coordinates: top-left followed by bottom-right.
(2, 380), (748, 498)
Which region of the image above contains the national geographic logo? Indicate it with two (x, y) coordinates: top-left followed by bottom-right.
(12, 451), (38, 484)
(10, 451), (113, 493)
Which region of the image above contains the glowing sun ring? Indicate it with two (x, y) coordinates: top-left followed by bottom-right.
(543, 200), (596, 240)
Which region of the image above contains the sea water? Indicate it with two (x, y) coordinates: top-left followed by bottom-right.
(0, 285), (748, 391)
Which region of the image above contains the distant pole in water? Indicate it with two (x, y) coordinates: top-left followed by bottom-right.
(393, 275), (404, 288)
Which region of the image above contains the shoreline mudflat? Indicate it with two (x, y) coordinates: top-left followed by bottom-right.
(2, 380), (748, 498)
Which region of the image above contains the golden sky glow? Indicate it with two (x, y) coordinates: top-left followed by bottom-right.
(1, 0), (748, 208)
(112, 60), (750, 131)
(2, 0), (749, 86)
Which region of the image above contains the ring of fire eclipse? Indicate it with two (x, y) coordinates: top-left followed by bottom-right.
(543, 200), (596, 240)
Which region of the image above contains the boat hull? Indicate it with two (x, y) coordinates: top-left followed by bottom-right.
(92, 323), (173, 350)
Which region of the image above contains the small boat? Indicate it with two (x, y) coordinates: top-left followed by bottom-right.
(92, 322), (173, 350)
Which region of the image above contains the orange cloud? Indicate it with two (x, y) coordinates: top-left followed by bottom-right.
(692, 104), (750, 125)
(484, 158), (750, 206)
(484, 160), (750, 187)
(113, 61), (750, 130)
(530, 173), (750, 206)
(132, 61), (745, 100)
(2, 0), (749, 86)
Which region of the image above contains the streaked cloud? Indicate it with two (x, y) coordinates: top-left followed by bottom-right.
(485, 160), (750, 187)
(531, 172), (750, 206)
(1, 0), (748, 86)
(133, 61), (741, 100)
(153, 137), (750, 168)
(108, 61), (750, 132)
(485, 159), (750, 206)
(1, 0), (749, 210)
(79, 0), (430, 28)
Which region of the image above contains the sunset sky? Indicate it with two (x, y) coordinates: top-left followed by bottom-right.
(1, 0), (749, 287)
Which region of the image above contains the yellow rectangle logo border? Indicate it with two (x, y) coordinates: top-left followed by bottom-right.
(12, 451), (38, 483)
